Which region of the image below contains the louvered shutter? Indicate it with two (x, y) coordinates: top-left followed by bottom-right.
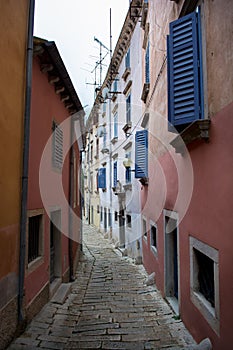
(145, 42), (150, 83)
(52, 122), (63, 169)
(167, 11), (203, 126)
(113, 162), (117, 188)
(98, 168), (106, 189)
(135, 130), (148, 178)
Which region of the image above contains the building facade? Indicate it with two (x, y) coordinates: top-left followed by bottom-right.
(84, 0), (144, 261)
(85, 0), (233, 349)
(139, 0), (233, 349)
(24, 37), (85, 321)
(0, 1), (33, 348)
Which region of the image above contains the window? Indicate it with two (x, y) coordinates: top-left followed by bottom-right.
(125, 48), (130, 68)
(125, 167), (131, 184)
(73, 152), (77, 208)
(97, 205), (100, 214)
(150, 223), (157, 255)
(145, 42), (150, 83)
(52, 121), (63, 169)
(28, 214), (43, 264)
(126, 94), (131, 123)
(113, 112), (118, 138)
(126, 214), (132, 228)
(142, 218), (147, 240)
(167, 10), (204, 129)
(103, 102), (106, 114)
(114, 211), (118, 222)
(90, 144), (93, 162)
(108, 209), (112, 228)
(113, 79), (118, 92)
(135, 130), (148, 178)
(113, 161), (117, 188)
(103, 128), (107, 149)
(190, 236), (219, 334)
(96, 138), (99, 158)
(100, 207), (103, 221)
(97, 168), (106, 189)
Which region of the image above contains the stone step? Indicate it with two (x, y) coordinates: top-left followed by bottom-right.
(51, 283), (72, 304)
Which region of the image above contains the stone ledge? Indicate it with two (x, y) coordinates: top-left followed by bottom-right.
(170, 119), (211, 154)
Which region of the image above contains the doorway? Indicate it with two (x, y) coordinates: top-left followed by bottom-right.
(164, 211), (179, 314)
(50, 210), (62, 283)
(104, 207), (107, 233)
(119, 209), (125, 248)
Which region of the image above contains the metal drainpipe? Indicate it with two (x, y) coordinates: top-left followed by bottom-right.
(68, 116), (75, 282)
(79, 150), (83, 253)
(109, 8), (113, 237)
(18, 0), (35, 325)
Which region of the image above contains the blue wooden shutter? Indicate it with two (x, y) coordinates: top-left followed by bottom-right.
(167, 11), (203, 126)
(113, 162), (117, 188)
(145, 42), (150, 83)
(98, 168), (106, 189)
(135, 130), (148, 178)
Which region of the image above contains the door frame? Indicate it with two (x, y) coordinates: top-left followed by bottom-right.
(163, 209), (180, 315)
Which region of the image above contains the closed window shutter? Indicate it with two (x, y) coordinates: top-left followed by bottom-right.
(135, 130), (148, 178)
(52, 122), (63, 169)
(113, 162), (117, 188)
(98, 168), (106, 189)
(167, 11), (203, 126)
(145, 42), (150, 83)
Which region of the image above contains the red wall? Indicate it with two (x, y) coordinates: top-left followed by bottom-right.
(25, 56), (78, 305)
(142, 101), (233, 349)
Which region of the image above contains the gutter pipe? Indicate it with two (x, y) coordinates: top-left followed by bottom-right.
(18, 0), (35, 324)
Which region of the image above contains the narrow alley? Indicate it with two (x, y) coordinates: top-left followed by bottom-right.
(8, 224), (196, 350)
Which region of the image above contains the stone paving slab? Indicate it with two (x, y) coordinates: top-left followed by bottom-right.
(8, 224), (196, 350)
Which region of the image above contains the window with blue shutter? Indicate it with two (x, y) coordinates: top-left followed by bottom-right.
(125, 167), (131, 183)
(113, 161), (117, 188)
(126, 94), (131, 123)
(135, 130), (148, 178)
(167, 10), (203, 128)
(125, 48), (130, 68)
(145, 42), (150, 83)
(98, 168), (106, 189)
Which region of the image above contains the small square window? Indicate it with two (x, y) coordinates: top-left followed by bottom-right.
(190, 236), (219, 334)
(28, 214), (43, 264)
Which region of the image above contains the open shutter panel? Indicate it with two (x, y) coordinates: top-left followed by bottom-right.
(98, 168), (106, 189)
(113, 162), (117, 188)
(145, 42), (150, 83)
(135, 130), (148, 178)
(168, 11), (202, 126)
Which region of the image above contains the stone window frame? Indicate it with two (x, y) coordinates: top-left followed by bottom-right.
(149, 220), (158, 257)
(142, 216), (148, 242)
(189, 236), (220, 335)
(26, 209), (45, 275)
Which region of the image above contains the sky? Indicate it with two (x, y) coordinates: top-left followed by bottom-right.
(34, 0), (129, 117)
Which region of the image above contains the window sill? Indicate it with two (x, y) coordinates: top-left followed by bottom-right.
(101, 148), (109, 154)
(122, 67), (131, 81)
(170, 119), (211, 154)
(111, 93), (117, 102)
(27, 256), (44, 275)
(111, 137), (118, 144)
(123, 183), (132, 191)
(123, 80), (132, 95)
(139, 177), (149, 186)
(141, 83), (150, 103)
(122, 121), (132, 135)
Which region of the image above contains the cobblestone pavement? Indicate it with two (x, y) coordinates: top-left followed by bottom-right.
(8, 224), (196, 350)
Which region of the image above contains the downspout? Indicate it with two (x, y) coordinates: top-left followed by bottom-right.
(68, 116), (75, 282)
(18, 0), (35, 326)
(79, 150), (83, 252)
